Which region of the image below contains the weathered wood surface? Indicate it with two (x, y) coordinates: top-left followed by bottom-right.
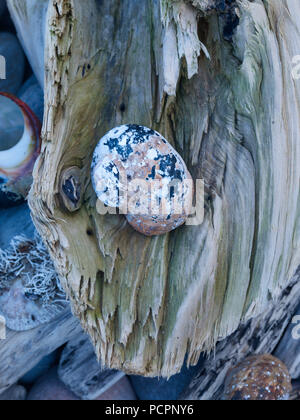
(290, 380), (300, 401)
(0, 308), (82, 394)
(58, 332), (125, 400)
(181, 270), (300, 400)
(6, 0), (300, 377)
(0, 384), (26, 400)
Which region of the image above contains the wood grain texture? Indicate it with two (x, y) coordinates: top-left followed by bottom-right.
(7, 0), (299, 376)
(0, 308), (82, 394)
(58, 332), (125, 400)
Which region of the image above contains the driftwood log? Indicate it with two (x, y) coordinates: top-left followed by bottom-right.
(0, 308), (82, 394)
(7, 0), (300, 377)
(58, 332), (126, 400)
(182, 269), (300, 399)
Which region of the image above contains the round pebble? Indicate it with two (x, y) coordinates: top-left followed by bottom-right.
(92, 125), (193, 236)
(21, 350), (59, 385)
(223, 354), (293, 401)
(96, 377), (137, 400)
(27, 368), (80, 400)
(19, 76), (44, 123)
(0, 32), (25, 94)
(0, 94), (23, 151)
(0, 0), (6, 18)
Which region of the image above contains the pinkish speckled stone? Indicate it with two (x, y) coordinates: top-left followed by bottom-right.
(223, 355), (292, 401)
(92, 125), (193, 236)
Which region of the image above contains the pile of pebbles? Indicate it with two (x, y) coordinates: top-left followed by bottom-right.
(0, 3), (43, 151)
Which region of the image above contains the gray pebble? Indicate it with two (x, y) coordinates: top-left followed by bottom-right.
(0, 32), (25, 94)
(0, 94), (23, 151)
(21, 350), (59, 385)
(129, 356), (205, 400)
(0, 0), (6, 18)
(27, 368), (80, 400)
(0, 77), (43, 153)
(17, 74), (37, 96)
(0, 203), (35, 249)
(19, 75), (44, 122)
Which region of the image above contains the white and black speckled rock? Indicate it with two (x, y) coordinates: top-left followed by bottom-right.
(91, 125), (193, 236)
(0, 32), (25, 94)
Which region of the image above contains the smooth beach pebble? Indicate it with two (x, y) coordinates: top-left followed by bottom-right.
(0, 32), (25, 94)
(0, 94), (24, 151)
(27, 368), (80, 400)
(91, 125), (193, 236)
(95, 376), (137, 400)
(0, 92), (42, 203)
(223, 354), (292, 400)
(19, 76), (44, 123)
(0, 0), (6, 18)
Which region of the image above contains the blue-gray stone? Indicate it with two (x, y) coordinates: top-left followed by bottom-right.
(0, 32), (25, 94)
(0, 94), (23, 150)
(20, 351), (59, 385)
(0, 203), (35, 249)
(129, 357), (205, 400)
(18, 75), (37, 96)
(19, 75), (44, 123)
(0, 0), (6, 18)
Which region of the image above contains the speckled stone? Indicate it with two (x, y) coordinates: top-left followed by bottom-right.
(0, 32), (25, 94)
(92, 125), (193, 236)
(223, 354), (293, 401)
